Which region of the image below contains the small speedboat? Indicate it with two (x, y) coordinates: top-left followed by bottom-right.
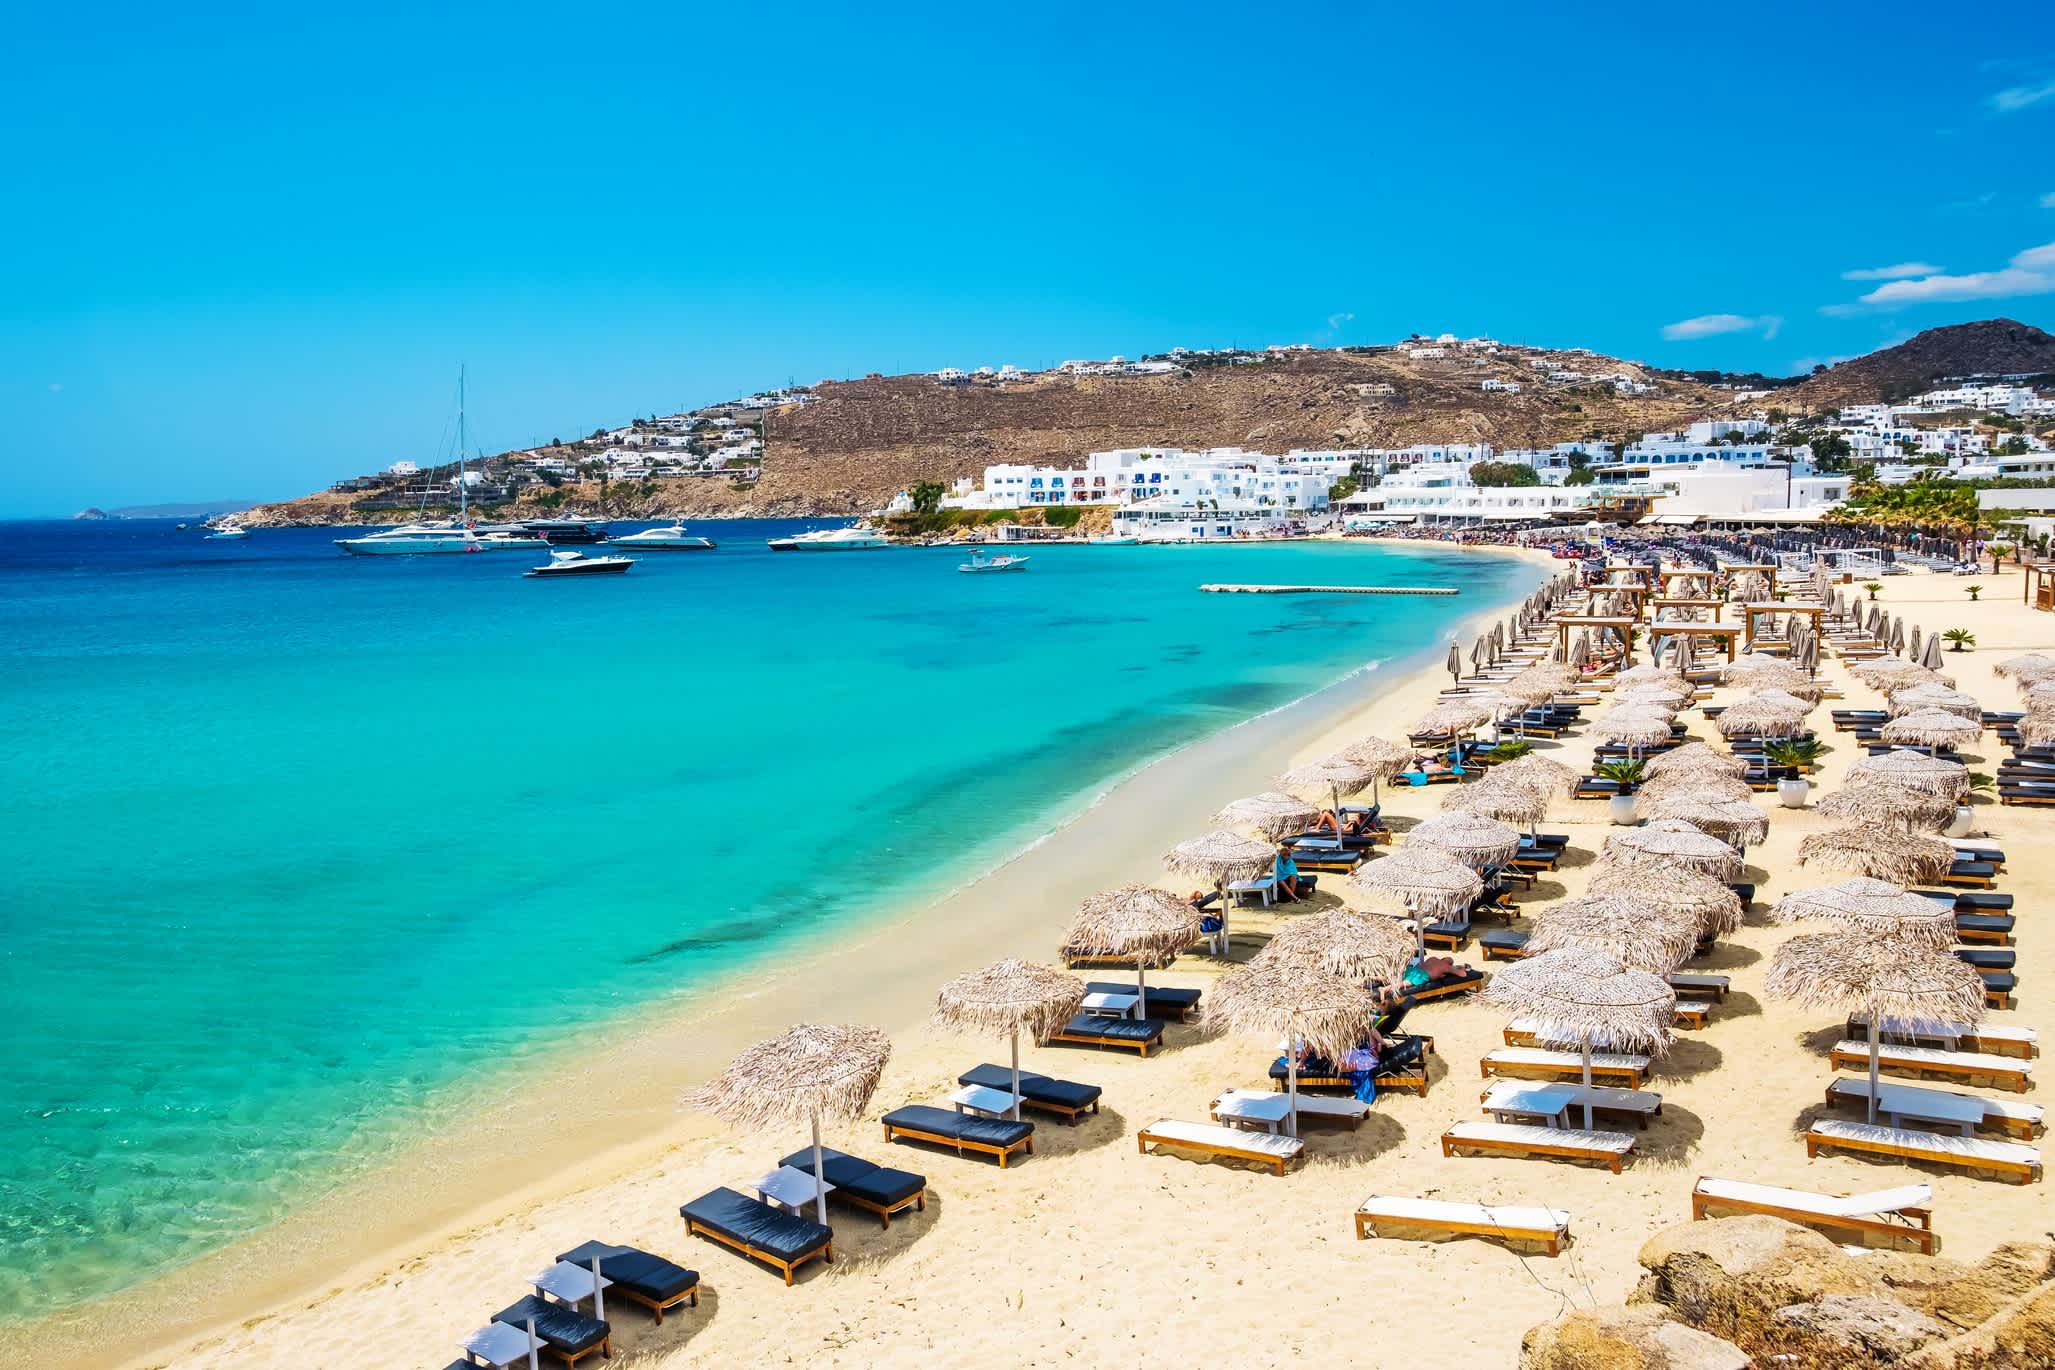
(613, 521), (717, 550)
(206, 522), (250, 540)
(1085, 534), (1138, 546)
(958, 550), (1029, 573)
(769, 525), (889, 551)
(525, 550), (635, 578)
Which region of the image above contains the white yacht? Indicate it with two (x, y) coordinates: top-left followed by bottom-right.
(958, 550), (1029, 573)
(336, 524), (489, 555)
(613, 521), (717, 550)
(767, 524), (889, 552)
(205, 522), (250, 540)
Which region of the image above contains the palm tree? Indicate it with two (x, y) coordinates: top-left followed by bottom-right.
(1943, 628), (1976, 652)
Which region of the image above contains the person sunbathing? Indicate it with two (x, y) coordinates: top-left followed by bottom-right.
(1314, 809), (1371, 837)
(1400, 954), (1474, 990)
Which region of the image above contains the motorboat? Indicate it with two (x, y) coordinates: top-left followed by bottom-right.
(613, 521), (717, 550)
(205, 522), (250, 540)
(336, 524), (542, 555)
(525, 550), (635, 578)
(767, 524), (889, 552)
(958, 550), (1029, 573)
(521, 517), (611, 544)
(1085, 534), (1138, 545)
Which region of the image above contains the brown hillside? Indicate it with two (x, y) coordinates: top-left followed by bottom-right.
(1785, 319), (2055, 410)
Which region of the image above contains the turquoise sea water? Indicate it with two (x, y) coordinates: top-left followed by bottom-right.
(0, 519), (1535, 1320)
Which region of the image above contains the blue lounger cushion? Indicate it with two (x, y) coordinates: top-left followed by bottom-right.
(960, 1063), (1102, 1112)
(556, 1240), (698, 1305)
(778, 1147), (927, 1208)
(1083, 981), (1199, 1017)
(1051, 1012), (1163, 1045)
(1956, 948), (2016, 969)
(1947, 861), (1997, 880)
(493, 1295), (610, 1356)
(680, 1187), (832, 1263)
(880, 1104), (1034, 1149)
(1957, 914), (2015, 936)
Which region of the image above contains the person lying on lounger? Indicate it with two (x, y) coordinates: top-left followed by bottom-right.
(1273, 845), (1307, 902)
(1400, 954), (1474, 989)
(1314, 809), (1376, 837)
(1411, 753), (1452, 776)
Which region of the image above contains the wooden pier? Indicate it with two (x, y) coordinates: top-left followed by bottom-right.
(1198, 584), (1460, 596)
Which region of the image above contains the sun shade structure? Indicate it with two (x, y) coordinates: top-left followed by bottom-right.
(1614, 687), (1686, 713)
(1796, 828), (1955, 886)
(1164, 831), (1276, 952)
(1208, 958), (1380, 1137)
(1277, 754), (1382, 815)
(1642, 741), (1748, 780)
(1598, 819), (1744, 881)
(1588, 867), (1744, 938)
(1814, 783), (1958, 832)
(1886, 684), (1982, 721)
(1713, 693), (1810, 740)
(1256, 908), (1414, 984)
(1212, 791), (1321, 842)
(1494, 752), (1578, 795)
(1845, 750), (1970, 799)
(1995, 652), (2055, 681)
(1439, 774), (1551, 827)
(932, 960), (1087, 1120)
(1589, 708), (1677, 751)
(1640, 794), (1770, 847)
(1637, 771), (1757, 805)
(1770, 876), (1958, 947)
(1350, 848), (1483, 953)
(1524, 894), (1699, 973)
(1068, 881), (1204, 1015)
(1481, 948), (1675, 1130)
(1879, 708), (1980, 753)
(1409, 699), (1497, 736)
(685, 1023), (892, 1224)
(1407, 811), (1522, 870)
(1766, 929), (1985, 1123)
(1615, 665), (1691, 690)
(1719, 655), (1809, 688)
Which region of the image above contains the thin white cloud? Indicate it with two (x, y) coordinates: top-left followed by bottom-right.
(2041, 191), (2055, 208)
(1842, 261), (1945, 281)
(47, 383), (62, 394)
(1993, 78), (2055, 113)
(1326, 311), (1355, 331)
(1827, 240), (2055, 312)
(1661, 313), (1781, 342)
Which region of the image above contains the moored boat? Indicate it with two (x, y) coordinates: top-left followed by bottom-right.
(768, 524), (889, 551)
(613, 521), (716, 550)
(958, 550), (1029, 573)
(525, 550), (635, 577)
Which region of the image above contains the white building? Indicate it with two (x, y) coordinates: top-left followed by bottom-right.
(949, 446), (1335, 512)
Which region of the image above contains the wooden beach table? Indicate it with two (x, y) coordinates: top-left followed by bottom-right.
(460, 1320), (547, 1370)
(1481, 1079), (1661, 1129)
(1825, 1079), (2043, 1140)
(1354, 1195), (1571, 1255)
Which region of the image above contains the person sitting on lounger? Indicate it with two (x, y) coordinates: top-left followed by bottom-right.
(1273, 846), (1306, 902)
(1185, 890), (1224, 936)
(1411, 752), (1452, 776)
(1314, 809), (1373, 837)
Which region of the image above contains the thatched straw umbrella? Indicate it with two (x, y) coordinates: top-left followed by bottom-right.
(1495, 752), (1578, 796)
(1615, 665), (1690, 690)
(1719, 654), (1808, 688)
(1256, 907), (1414, 984)
(2023, 680), (2055, 707)
(1337, 737), (1414, 804)
(1408, 811), (1522, 870)
(1164, 830), (1275, 953)
(1277, 754), (1381, 818)
(1637, 770), (1757, 805)
(1616, 686), (1687, 713)
(1068, 883), (1203, 1015)
(1846, 750), (1970, 799)
(1995, 652), (2055, 682)
(1886, 683), (1981, 721)
(1589, 707), (1676, 755)
(1524, 894), (1699, 973)
(1588, 866), (1744, 938)
(1410, 699), (1496, 739)
(2019, 712), (2055, 748)
(1640, 793), (1770, 847)
(1481, 948), (1675, 1130)
(1770, 876), (1958, 946)
(1598, 819), (1743, 881)
(1765, 929), (1984, 1123)
(1796, 828), (1955, 886)
(1349, 848), (1483, 953)
(1880, 707), (1979, 755)
(685, 1023), (892, 1224)
(1208, 958), (1379, 1136)
(1854, 657), (1945, 691)
(1814, 783), (1958, 832)
(1213, 791), (1321, 842)
(1712, 694), (1809, 739)
(1440, 773), (1551, 830)
(1643, 741), (1748, 780)
(932, 960), (1086, 1120)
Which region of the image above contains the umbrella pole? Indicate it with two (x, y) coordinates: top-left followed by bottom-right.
(1136, 955), (1150, 1021)
(1582, 1037), (1595, 1132)
(592, 1253), (605, 1324)
(1867, 1013), (1881, 1125)
(811, 1114), (828, 1226)
(527, 1315), (540, 1370)
(1286, 1028), (1302, 1139)
(1216, 878), (1229, 953)
(1010, 1027), (1023, 1122)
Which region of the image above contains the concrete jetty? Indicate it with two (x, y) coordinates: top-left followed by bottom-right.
(1198, 584), (1461, 596)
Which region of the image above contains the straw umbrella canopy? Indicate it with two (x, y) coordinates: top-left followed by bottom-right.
(1589, 866), (1745, 937)
(1589, 707), (1677, 753)
(1615, 686), (1687, 713)
(1213, 791), (1321, 842)
(1206, 958), (1379, 1137)
(1408, 811), (1522, 870)
(1257, 908), (1413, 984)
(1886, 683), (1981, 721)
(1481, 948), (1675, 1130)
(1853, 657), (1943, 691)
(1068, 882), (1203, 1016)
(685, 1023), (892, 1224)
(1765, 929), (1984, 1123)
(2018, 712), (2055, 748)
(1814, 782), (1958, 832)
(1615, 665), (1690, 690)
(1643, 741), (1748, 780)
(1879, 708), (1980, 754)
(1995, 652), (2055, 681)
(1495, 752), (1578, 795)
(1336, 736), (1413, 803)
(1713, 693), (1810, 739)
(1164, 830), (1276, 952)
(2022, 680), (2055, 707)
(1277, 754), (1382, 818)
(1796, 828), (1955, 886)
(1524, 894), (1700, 973)
(1439, 774), (1550, 829)
(1640, 793), (1770, 847)
(1846, 749), (1970, 799)
(932, 960), (1086, 1120)
(1349, 848), (1483, 953)
(1770, 876), (1958, 947)
(1411, 699), (1495, 738)
(1637, 770), (1758, 805)
(1599, 819), (1744, 881)
(1719, 654), (1808, 688)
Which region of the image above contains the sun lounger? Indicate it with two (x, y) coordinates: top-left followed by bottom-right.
(1440, 1119), (1636, 1172)
(1481, 1079), (1661, 1129)
(680, 1186), (833, 1285)
(1213, 1086), (1366, 1129)
(881, 1104), (1034, 1166)
(1290, 847), (1364, 874)
(1848, 1016), (2038, 1060)
(1407, 967), (1487, 1003)
(1354, 1194), (1571, 1255)
(1668, 972), (1729, 1001)
(1940, 861), (1997, 888)
(1824, 1079), (2044, 1141)
(1479, 928), (1529, 961)
(555, 1240), (699, 1324)
(1267, 1033), (1435, 1097)
(1690, 1176), (1935, 1253)
(1136, 1118), (1303, 1174)
(1082, 981), (1199, 1022)
(1830, 1040), (2032, 1092)
(1482, 1046), (1648, 1088)
(1806, 1119), (2041, 1184)
(1957, 914), (2015, 945)
(491, 1296), (611, 1367)
(959, 1063), (1101, 1121)
(1422, 918), (1471, 951)
(1044, 1012), (1164, 1056)
(778, 1147), (927, 1227)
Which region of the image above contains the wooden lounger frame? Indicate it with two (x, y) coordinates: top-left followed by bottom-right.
(1480, 1055), (1647, 1089)
(1823, 1081), (2041, 1142)
(837, 1186), (926, 1228)
(882, 1118), (1035, 1167)
(1354, 1204), (1565, 1255)
(1806, 1128), (2040, 1185)
(1691, 1179), (1934, 1254)
(1285, 1036), (1434, 1098)
(682, 1216), (831, 1286)
(612, 1279), (699, 1325)
(1440, 1127), (1629, 1174)
(1044, 1024), (1157, 1056)
(1136, 1125), (1297, 1175)
(1408, 973), (1486, 1003)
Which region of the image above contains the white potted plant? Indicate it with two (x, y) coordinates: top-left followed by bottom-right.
(1592, 758), (1645, 824)
(1948, 774), (1991, 837)
(1764, 738), (1821, 808)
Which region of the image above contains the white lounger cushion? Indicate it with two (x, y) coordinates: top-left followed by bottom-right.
(1215, 1087), (1367, 1121)
(1141, 1119), (1304, 1159)
(1695, 1176), (1931, 1219)
(1358, 1194), (1569, 1232)
(1486, 1047), (1650, 1072)
(1810, 1120), (2041, 1169)
(1827, 1079), (2044, 1128)
(1483, 1080), (1661, 1116)
(1445, 1119), (1635, 1155)
(1833, 1041), (2033, 1077)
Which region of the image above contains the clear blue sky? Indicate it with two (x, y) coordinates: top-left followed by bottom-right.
(6, 2), (2054, 515)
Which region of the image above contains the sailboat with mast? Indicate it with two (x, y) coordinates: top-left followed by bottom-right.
(336, 370), (547, 556)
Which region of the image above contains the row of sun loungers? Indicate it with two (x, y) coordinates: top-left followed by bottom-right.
(1824, 1079), (2043, 1140)
(1828, 1040), (2033, 1092)
(1480, 1046), (1650, 1089)
(682, 1187), (835, 1285)
(1439, 1119), (1636, 1173)
(1806, 1119), (2042, 1184)
(450, 1239), (703, 1367)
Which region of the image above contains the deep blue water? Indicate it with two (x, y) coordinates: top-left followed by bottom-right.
(0, 518), (1532, 1319)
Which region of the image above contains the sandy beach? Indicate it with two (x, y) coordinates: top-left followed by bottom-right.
(22, 548), (2054, 1370)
